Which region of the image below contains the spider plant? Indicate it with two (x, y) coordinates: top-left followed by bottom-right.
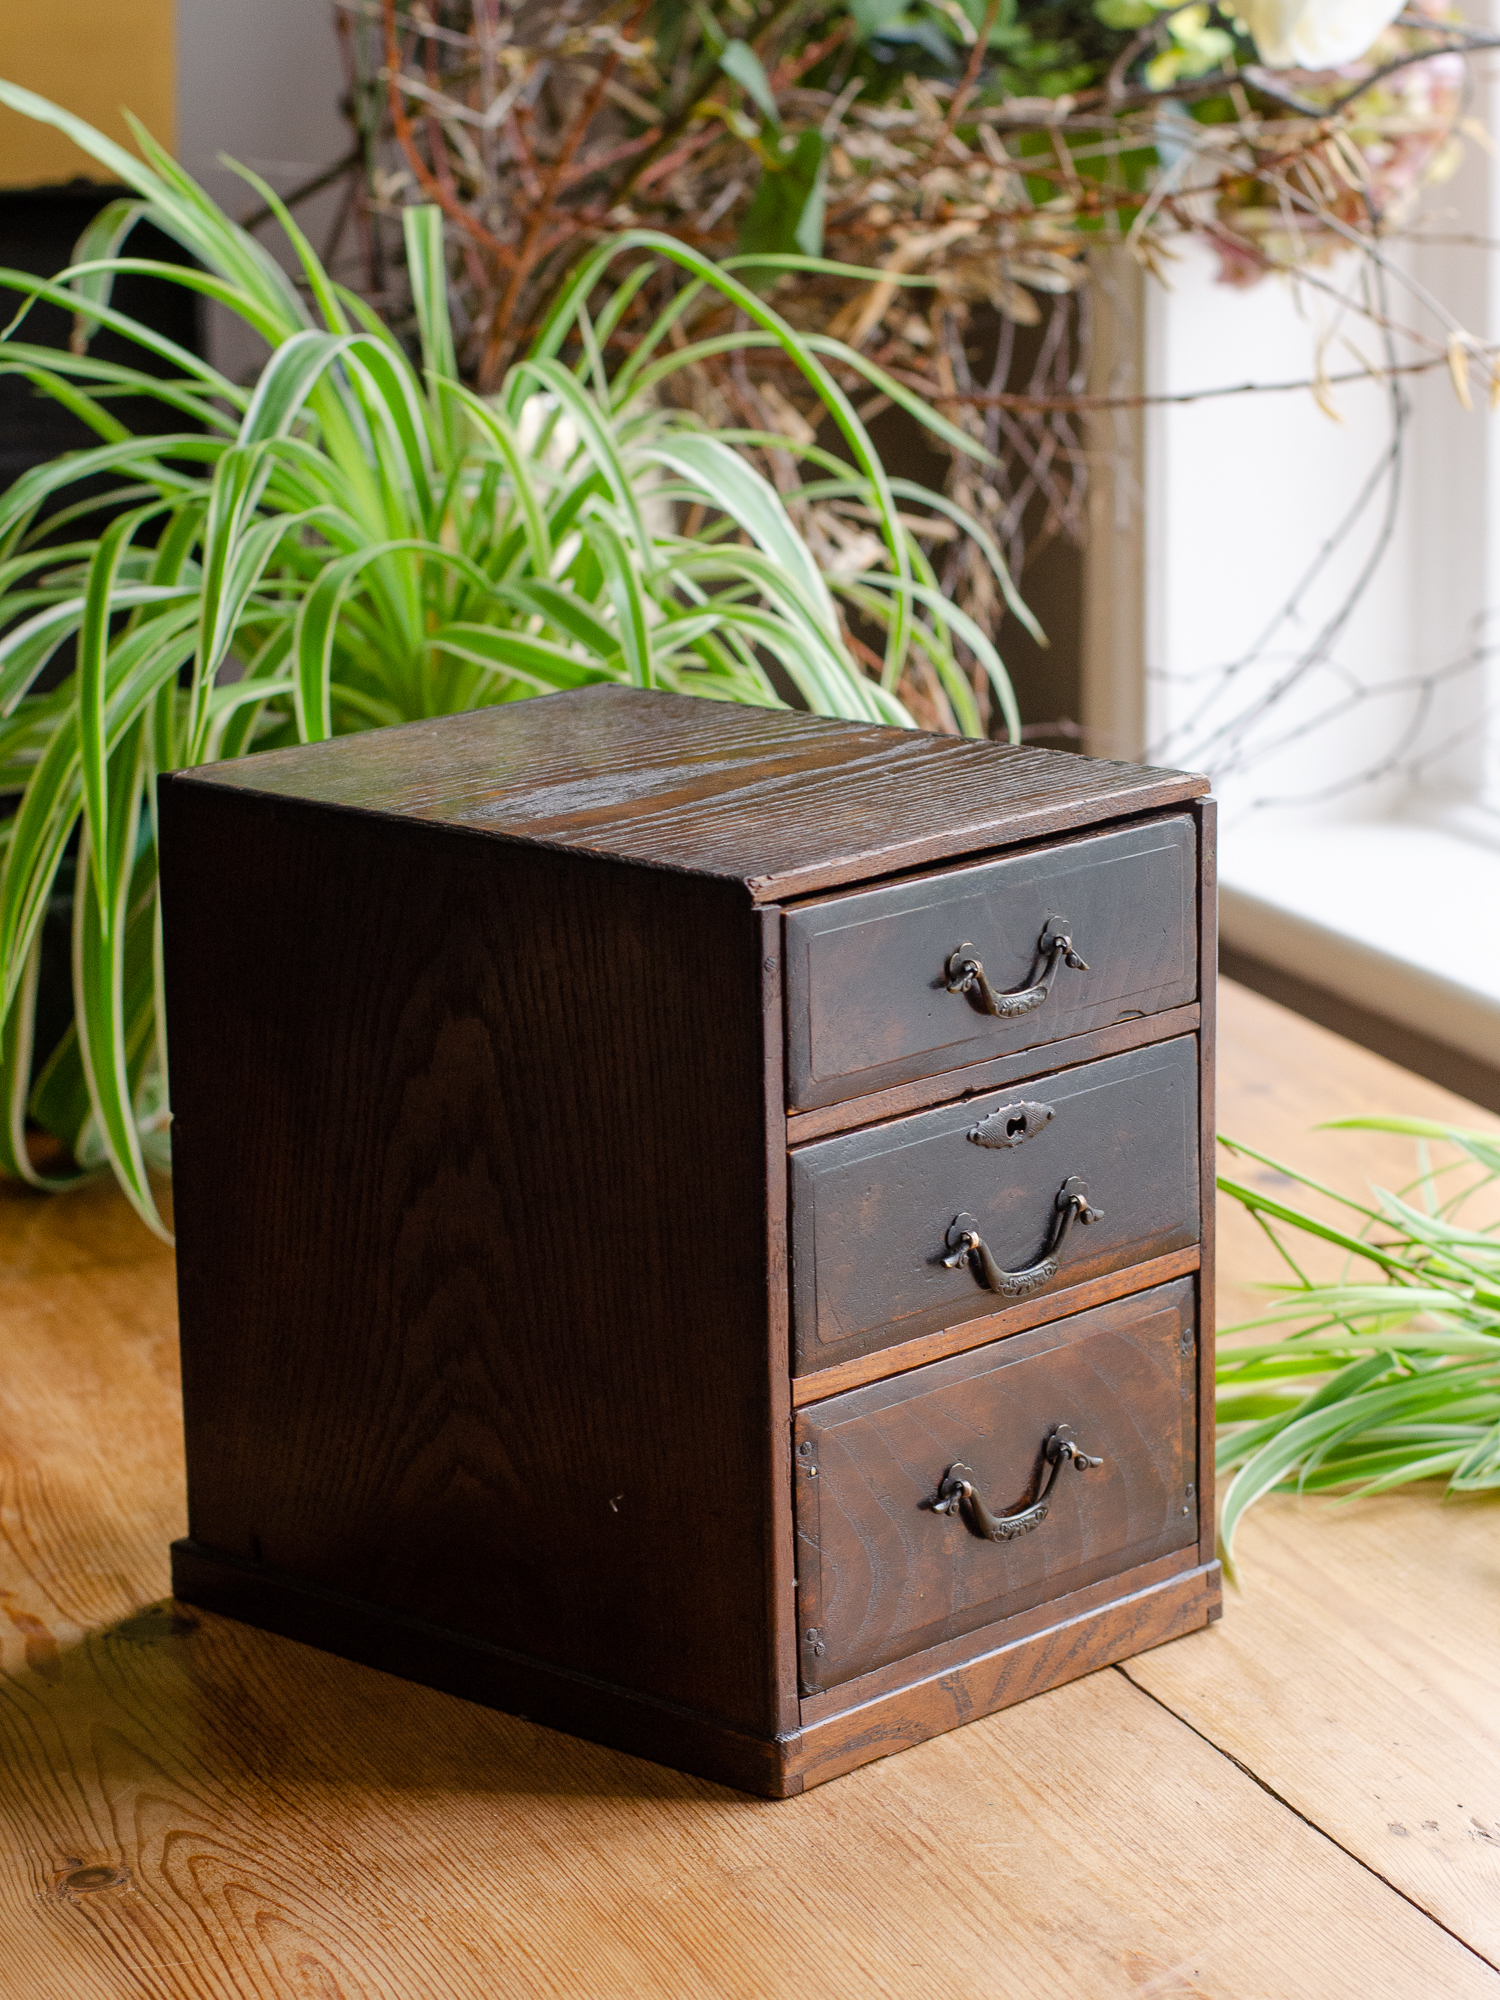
(1216, 1118), (1500, 1572)
(0, 82), (1030, 1240)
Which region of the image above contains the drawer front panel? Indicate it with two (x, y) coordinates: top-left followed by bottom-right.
(794, 1280), (1198, 1692)
(784, 817), (1196, 1110)
(790, 1036), (1198, 1372)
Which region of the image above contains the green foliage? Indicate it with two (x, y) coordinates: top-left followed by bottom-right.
(842, 0), (1243, 101)
(740, 130), (829, 259)
(1216, 1120), (1500, 1574)
(718, 39), (784, 128)
(675, 0), (1247, 260)
(0, 82), (1024, 1238)
(713, 33), (830, 260)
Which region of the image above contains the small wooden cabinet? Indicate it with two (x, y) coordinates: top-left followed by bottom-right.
(160, 686), (1220, 1798)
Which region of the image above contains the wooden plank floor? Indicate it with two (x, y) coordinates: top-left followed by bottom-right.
(1, 979), (1497, 1999)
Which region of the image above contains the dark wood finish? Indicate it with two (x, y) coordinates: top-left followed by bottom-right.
(1196, 799), (1218, 1560)
(790, 1038), (1199, 1370)
(787, 1562), (1222, 1791)
(797, 1544), (1200, 1723)
(793, 1281), (1199, 1691)
(159, 780), (787, 1741)
(170, 1539), (801, 1798)
(784, 1002), (1199, 1144)
(790, 1243), (1201, 1406)
(165, 1541), (1222, 1803)
(759, 906), (800, 1734)
(159, 690), (1216, 1798)
(187, 685), (1208, 903)
(785, 816), (1198, 1108)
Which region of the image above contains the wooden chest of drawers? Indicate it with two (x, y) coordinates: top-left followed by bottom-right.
(160, 686), (1220, 1798)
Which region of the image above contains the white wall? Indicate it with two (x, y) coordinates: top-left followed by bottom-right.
(1381, 58), (1500, 827)
(176, 0), (348, 381)
(1133, 113), (1500, 1045)
(1143, 246), (1423, 830)
(1139, 25), (1500, 852)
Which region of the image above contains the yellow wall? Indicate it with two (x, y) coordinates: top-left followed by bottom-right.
(0, 1), (175, 189)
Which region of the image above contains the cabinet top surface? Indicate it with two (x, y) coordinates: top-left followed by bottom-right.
(179, 687), (1207, 899)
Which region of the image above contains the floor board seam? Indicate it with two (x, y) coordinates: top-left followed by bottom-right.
(1112, 1663), (1500, 1980)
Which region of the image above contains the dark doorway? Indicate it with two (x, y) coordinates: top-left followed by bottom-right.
(0, 180), (202, 490)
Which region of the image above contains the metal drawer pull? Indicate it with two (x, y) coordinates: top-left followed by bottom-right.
(945, 922), (1088, 1019)
(942, 1176), (1103, 1298)
(933, 1427), (1104, 1542)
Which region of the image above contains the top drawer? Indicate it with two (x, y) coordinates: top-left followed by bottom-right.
(784, 817), (1197, 1110)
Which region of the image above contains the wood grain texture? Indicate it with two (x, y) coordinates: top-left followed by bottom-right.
(790, 1036), (1199, 1369)
(161, 699), (1212, 1796)
(3, 981), (1500, 1993)
(784, 815), (1197, 1107)
(170, 1539), (794, 1798)
(782, 1000), (1200, 1144)
(790, 1243), (1201, 1406)
(179, 685), (1208, 902)
(789, 1562), (1219, 1787)
(0, 1181), (180, 1652)
(4, 1577), (1490, 2000)
(796, 1545), (1201, 1723)
(1215, 980), (1500, 1329)
(159, 778), (785, 1740)
(1127, 1487), (1500, 1965)
(1194, 798), (1217, 1561)
(168, 1536), (1222, 1801)
(794, 1282), (1199, 1690)
(759, 907), (800, 1735)
(1132, 974), (1500, 1972)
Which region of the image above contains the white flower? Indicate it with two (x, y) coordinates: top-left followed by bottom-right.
(1237, 0), (1406, 69)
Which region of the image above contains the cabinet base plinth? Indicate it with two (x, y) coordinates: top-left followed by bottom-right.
(171, 1539), (1220, 1799)
(789, 1560), (1221, 1791)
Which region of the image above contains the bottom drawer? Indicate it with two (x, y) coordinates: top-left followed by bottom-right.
(793, 1278), (1199, 1693)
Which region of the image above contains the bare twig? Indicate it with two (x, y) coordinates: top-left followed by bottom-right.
(903, 347), (1484, 413)
(940, 0), (1003, 142)
(381, 0), (513, 263)
(237, 149), (363, 232)
(477, 0), (654, 384)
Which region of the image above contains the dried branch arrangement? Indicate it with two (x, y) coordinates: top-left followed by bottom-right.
(322, 0), (1494, 715)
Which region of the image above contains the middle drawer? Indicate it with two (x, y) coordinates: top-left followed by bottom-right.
(790, 1035), (1199, 1373)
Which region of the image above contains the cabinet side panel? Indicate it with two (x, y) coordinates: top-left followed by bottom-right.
(1195, 797), (1218, 1565)
(759, 907), (800, 1736)
(160, 780), (778, 1736)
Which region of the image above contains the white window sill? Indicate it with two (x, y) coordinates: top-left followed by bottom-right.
(1218, 821), (1500, 1071)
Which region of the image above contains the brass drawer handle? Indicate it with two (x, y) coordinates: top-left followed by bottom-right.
(945, 922), (1088, 1019)
(932, 1427), (1104, 1542)
(942, 1176), (1103, 1299)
